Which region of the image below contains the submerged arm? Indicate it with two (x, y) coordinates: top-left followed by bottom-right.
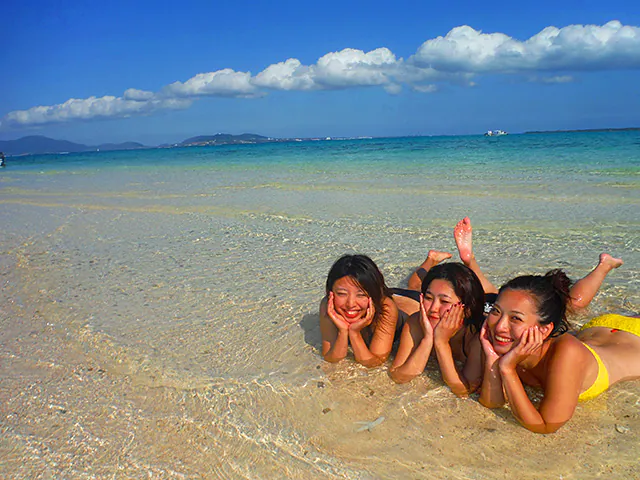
(478, 322), (506, 408)
(434, 339), (472, 396)
(319, 297), (349, 363)
(349, 297), (398, 368)
(390, 298), (433, 383)
(389, 318), (433, 383)
(433, 304), (478, 397)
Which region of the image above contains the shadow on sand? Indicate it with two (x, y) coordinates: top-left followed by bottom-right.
(299, 312), (322, 353)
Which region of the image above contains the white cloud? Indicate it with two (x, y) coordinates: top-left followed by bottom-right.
(163, 69), (259, 98)
(123, 88), (155, 101)
(384, 83), (402, 95)
(412, 84), (438, 93)
(530, 75), (575, 84)
(2, 20), (639, 129)
(253, 48), (400, 91)
(252, 58), (316, 90)
(313, 48), (398, 88)
(525, 21), (640, 70)
(1, 94), (192, 127)
(411, 26), (521, 72)
(410, 20), (640, 73)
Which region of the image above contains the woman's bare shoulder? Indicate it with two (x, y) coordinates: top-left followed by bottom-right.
(377, 295), (399, 327)
(319, 295), (328, 310)
(383, 295), (398, 311)
(546, 334), (591, 369)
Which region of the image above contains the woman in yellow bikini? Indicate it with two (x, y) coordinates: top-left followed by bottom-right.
(479, 267), (640, 434)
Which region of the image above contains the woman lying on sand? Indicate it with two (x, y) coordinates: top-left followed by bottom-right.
(389, 261), (487, 391)
(320, 252), (450, 367)
(390, 217), (623, 397)
(320, 254), (399, 367)
(479, 267), (638, 434)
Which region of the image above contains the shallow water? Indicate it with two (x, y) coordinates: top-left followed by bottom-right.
(1, 132), (639, 478)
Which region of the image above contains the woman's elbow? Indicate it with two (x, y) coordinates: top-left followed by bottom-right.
(479, 397), (505, 409)
(389, 368), (416, 384)
(323, 352), (345, 363)
(450, 386), (470, 399)
(522, 422), (565, 434)
(358, 356), (386, 369)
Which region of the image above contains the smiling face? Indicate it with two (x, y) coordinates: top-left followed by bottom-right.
(486, 289), (544, 354)
(422, 278), (461, 328)
(331, 275), (370, 323)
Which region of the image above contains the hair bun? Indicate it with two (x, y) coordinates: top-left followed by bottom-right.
(544, 269), (572, 300)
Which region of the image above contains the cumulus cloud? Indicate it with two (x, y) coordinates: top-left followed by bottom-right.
(313, 48), (398, 88)
(1, 94), (192, 127)
(2, 20), (639, 129)
(253, 48), (399, 91)
(410, 20), (640, 73)
(163, 69), (259, 98)
(123, 88), (155, 101)
(252, 58), (316, 90)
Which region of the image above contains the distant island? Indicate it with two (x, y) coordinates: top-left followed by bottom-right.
(180, 133), (272, 146)
(0, 133), (349, 156)
(177, 132), (350, 147)
(0, 136), (147, 156)
(524, 127), (640, 134)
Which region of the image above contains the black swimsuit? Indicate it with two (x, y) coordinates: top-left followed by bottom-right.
(390, 287), (421, 302)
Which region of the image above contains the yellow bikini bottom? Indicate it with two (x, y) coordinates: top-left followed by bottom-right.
(577, 343), (609, 401)
(581, 313), (640, 337)
(578, 314), (640, 401)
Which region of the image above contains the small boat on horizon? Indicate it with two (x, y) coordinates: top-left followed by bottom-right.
(484, 129), (508, 137)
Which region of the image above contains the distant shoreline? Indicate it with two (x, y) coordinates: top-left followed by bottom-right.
(524, 127), (640, 134)
(3, 128), (640, 156)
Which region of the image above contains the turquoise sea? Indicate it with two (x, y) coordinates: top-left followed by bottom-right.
(1, 131), (639, 478)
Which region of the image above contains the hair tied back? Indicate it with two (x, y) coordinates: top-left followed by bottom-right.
(544, 269), (572, 302)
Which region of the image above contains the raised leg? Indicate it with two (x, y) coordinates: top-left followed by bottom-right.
(407, 250), (452, 291)
(454, 217), (498, 294)
(570, 253), (623, 309)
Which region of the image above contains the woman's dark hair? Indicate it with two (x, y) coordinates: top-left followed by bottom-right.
(498, 269), (573, 337)
(421, 263), (485, 333)
(326, 254), (392, 325)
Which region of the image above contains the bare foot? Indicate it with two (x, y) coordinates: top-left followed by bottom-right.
(599, 253), (623, 271)
(428, 250), (452, 264)
(454, 217), (473, 264)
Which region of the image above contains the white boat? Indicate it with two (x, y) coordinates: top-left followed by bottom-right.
(484, 129), (508, 137)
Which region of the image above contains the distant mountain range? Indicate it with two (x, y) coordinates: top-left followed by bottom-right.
(0, 133), (279, 156)
(0, 136), (146, 156)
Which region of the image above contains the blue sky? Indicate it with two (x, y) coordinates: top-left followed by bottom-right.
(1, 0), (639, 145)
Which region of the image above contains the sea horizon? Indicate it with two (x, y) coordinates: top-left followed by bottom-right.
(3, 126), (640, 157)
